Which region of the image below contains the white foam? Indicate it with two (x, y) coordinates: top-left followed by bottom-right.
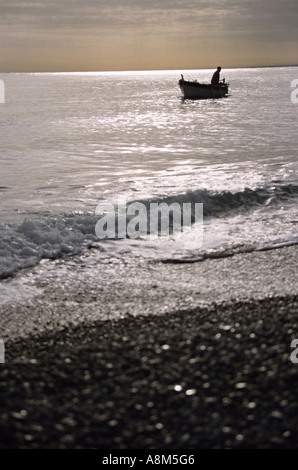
(0, 213), (99, 279)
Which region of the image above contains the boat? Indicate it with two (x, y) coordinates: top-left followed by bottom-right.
(179, 74), (229, 100)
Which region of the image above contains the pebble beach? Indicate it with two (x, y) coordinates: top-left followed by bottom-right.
(1, 244), (298, 449)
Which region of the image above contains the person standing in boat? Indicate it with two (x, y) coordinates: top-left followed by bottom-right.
(211, 67), (221, 85)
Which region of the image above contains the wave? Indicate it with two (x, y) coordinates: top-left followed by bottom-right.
(136, 182), (298, 218)
(0, 182), (297, 279)
(0, 213), (99, 280)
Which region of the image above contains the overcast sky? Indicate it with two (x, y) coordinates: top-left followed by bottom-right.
(1, 0), (298, 72)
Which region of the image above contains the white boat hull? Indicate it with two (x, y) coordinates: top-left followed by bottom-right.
(179, 78), (229, 100)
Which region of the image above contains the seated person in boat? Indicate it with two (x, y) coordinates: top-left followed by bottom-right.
(211, 67), (221, 86)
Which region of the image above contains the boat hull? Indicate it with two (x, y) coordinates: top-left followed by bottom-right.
(179, 79), (229, 100)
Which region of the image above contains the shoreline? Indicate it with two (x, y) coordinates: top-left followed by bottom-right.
(1, 244), (298, 343)
(1, 244), (298, 448)
(1, 293), (298, 448)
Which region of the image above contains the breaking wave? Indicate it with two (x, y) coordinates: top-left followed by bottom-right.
(0, 214), (99, 279)
(138, 182), (298, 217)
(0, 182), (297, 279)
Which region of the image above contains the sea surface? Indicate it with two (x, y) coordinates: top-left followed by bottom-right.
(0, 67), (297, 311)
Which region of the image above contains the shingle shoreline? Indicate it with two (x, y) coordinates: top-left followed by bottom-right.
(1, 294), (298, 448)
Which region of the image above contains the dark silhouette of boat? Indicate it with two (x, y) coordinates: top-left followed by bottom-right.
(179, 75), (229, 99)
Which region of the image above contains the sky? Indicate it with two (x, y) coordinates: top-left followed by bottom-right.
(1, 0), (298, 72)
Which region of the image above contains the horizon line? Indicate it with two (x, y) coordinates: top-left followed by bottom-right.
(1, 64), (298, 74)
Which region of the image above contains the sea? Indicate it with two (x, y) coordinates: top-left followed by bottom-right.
(0, 67), (297, 335)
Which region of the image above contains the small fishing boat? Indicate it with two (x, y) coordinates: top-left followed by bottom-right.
(179, 75), (229, 100)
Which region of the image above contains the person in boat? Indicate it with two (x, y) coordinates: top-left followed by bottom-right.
(211, 67), (221, 86)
